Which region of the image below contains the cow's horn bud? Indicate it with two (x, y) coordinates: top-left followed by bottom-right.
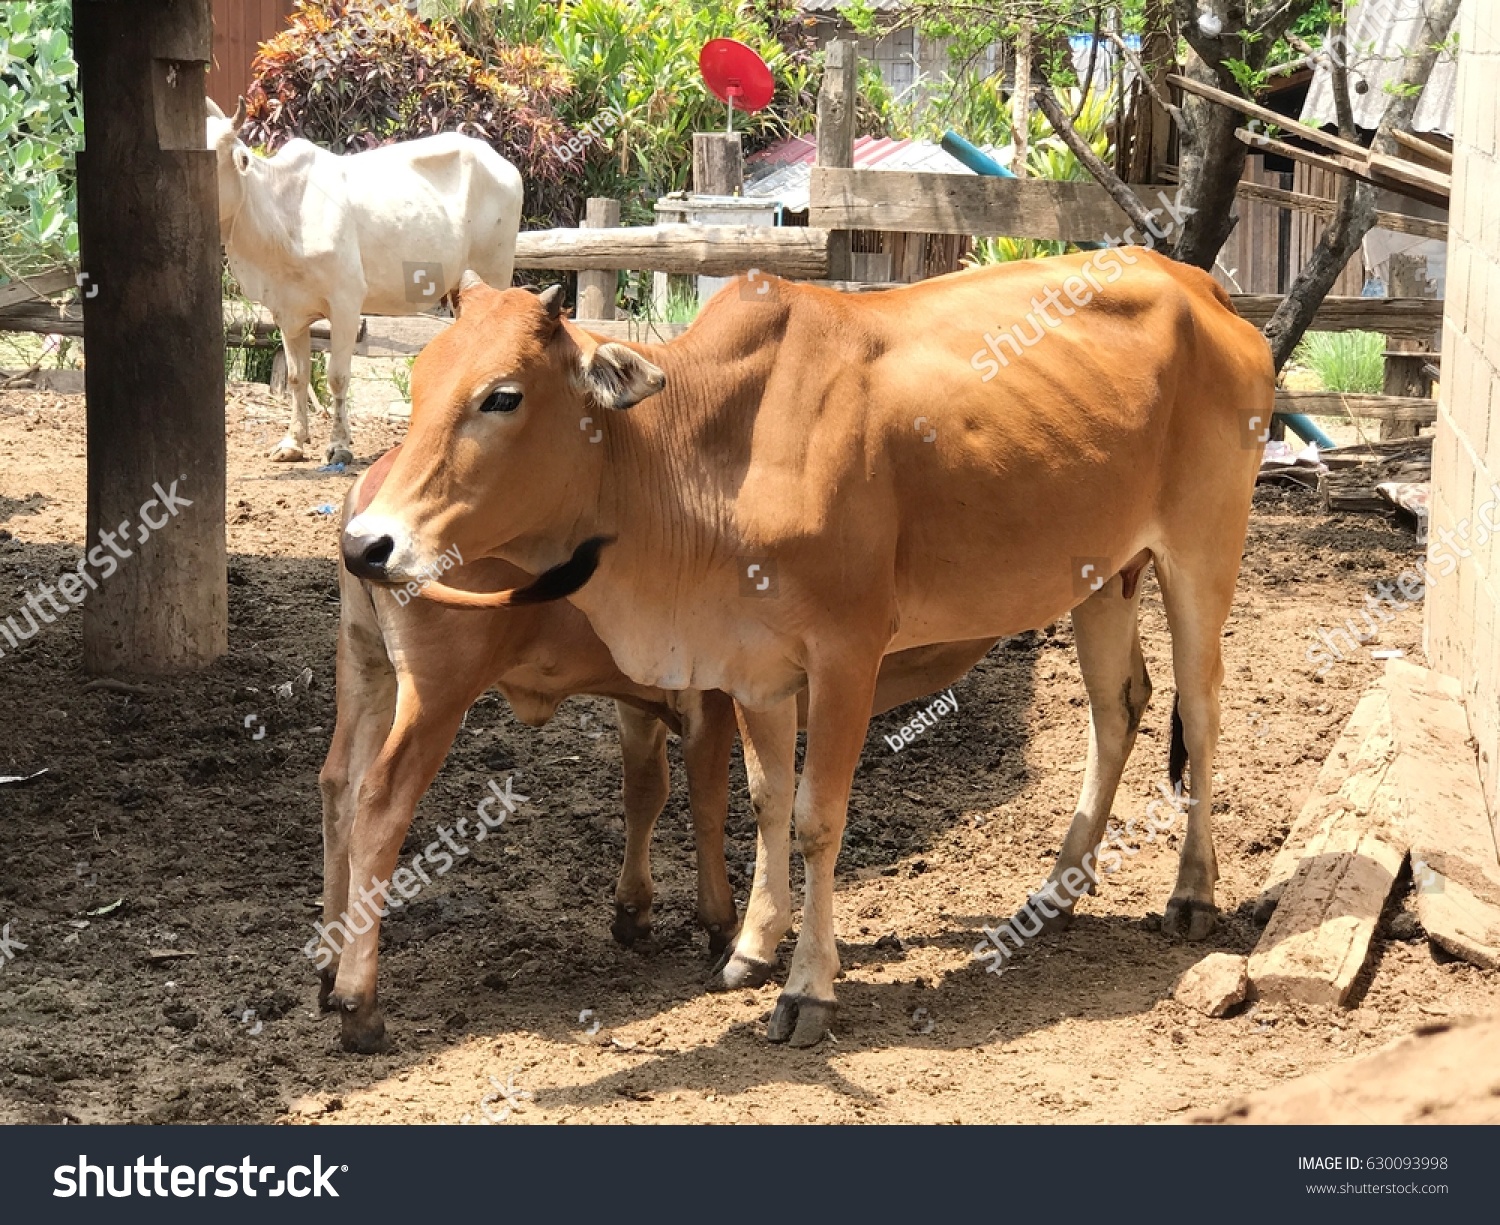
(537, 284), (566, 319)
(231, 96), (248, 132)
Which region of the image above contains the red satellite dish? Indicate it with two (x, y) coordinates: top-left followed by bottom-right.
(699, 38), (774, 131)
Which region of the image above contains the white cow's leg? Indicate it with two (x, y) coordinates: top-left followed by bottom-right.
(1155, 555), (1236, 941)
(315, 595), (397, 1009)
(708, 696), (797, 991)
(610, 700), (670, 947)
(269, 325), (313, 462)
(331, 683), (467, 1053)
(324, 311), (360, 466)
(679, 689), (738, 954)
(1019, 576), (1149, 931)
(767, 660), (879, 1047)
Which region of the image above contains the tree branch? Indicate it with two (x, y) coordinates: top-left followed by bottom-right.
(1033, 83), (1158, 241)
(1106, 29), (1183, 126)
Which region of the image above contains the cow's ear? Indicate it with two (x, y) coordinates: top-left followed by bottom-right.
(580, 342), (665, 410)
(232, 145), (252, 174)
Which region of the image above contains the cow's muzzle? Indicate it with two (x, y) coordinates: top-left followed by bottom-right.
(342, 527), (395, 582)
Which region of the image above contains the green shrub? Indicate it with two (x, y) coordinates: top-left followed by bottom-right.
(1293, 330), (1384, 394)
(243, 0), (579, 227)
(0, 1), (81, 279)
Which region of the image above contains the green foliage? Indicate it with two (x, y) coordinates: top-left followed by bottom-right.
(1293, 330), (1384, 394)
(243, 0), (578, 227)
(422, 0), (819, 224)
(0, 1), (81, 279)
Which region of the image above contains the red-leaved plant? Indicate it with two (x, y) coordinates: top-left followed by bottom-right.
(240, 0), (580, 227)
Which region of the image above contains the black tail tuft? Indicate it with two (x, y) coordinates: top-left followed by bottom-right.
(1169, 695), (1188, 790)
(507, 536), (614, 606)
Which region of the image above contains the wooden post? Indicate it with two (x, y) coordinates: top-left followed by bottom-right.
(576, 198), (620, 321)
(692, 134), (743, 196)
(816, 40), (857, 282)
(74, 0), (227, 673)
(1381, 251), (1435, 441)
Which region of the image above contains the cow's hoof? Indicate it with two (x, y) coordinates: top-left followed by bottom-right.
(703, 921), (738, 960)
(268, 437), (306, 462)
(766, 993), (836, 1048)
(336, 996), (389, 1054)
(707, 949), (777, 992)
(610, 902), (652, 947)
(317, 968), (339, 1013)
(1014, 894), (1074, 935)
(1163, 896), (1218, 941)
(325, 443), (354, 467)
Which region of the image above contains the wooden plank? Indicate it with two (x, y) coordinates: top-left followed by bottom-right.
(1248, 699), (1405, 1006)
(1233, 180), (1447, 241)
(1236, 129), (1450, 209)
(1234, 293), (1443, 339)
(515, 225), (830, 278)
(1170, 72), (1372, 162)
(1383, 659), (1500, 969)
(808, 167), (1147, 240)
(358, 313), (688, 357)
(1391, 128), (1454, 170)
(0, 268), (76, 312)
(1255, 688), (1390, 922)
(1276, 390), (1436, 424)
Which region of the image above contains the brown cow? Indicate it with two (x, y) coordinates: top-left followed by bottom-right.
(318, 451), (992, 1050)
(341, 249), (1273, 1048)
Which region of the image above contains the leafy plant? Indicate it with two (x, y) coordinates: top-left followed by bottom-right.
(0, 1), (81, 280)
(242, 0), (579, 227)
(1293, 330), (1384, 394)
(425, 0), (819, 223)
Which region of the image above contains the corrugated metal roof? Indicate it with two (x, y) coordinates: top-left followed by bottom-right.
(1300, 0), (1460, 135)
(797, 0), (905, 12)
(744, 134), (1005, 212)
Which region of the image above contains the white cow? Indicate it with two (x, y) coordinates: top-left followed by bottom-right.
(206, 98), (523, 464)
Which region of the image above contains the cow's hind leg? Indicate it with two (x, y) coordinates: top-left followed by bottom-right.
(680, 690), (738, 954)
(611, 701), (670, 947)
(323, 308), (359, 466)
(708, 697), (798, 992)
(269, 324), (314, 462)
(1016, 574), (1150, 932)
(1154, 553), (1239, 940)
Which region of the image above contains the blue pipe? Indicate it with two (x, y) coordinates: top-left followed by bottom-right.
(1278, 412), (1336, 450)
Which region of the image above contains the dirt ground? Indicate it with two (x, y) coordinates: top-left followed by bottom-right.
(1, 385), (1496, 1127)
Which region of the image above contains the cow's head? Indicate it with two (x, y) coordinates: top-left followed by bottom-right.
(205, 96), (252, 236)
(342, 275), (665, 605)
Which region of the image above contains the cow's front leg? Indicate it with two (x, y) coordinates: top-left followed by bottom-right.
(708, 696), (797, 991)
(767, 659), (879, 1047)
(611, 701), (670, 947)
(324, 309), (360, 466)
(314, 602), (398, 1009)
(269, 324), (314, 461)
(331, 690), (466, 1053)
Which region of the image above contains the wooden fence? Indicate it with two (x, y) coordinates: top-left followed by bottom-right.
(207, 0), (294, 113)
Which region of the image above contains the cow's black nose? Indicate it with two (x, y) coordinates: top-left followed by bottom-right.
(342, 530), (394, 582)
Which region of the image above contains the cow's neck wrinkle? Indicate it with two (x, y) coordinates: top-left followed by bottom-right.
(548, 333), (768, 687)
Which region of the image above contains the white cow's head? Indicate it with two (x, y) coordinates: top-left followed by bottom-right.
(205, 96), (252, 238)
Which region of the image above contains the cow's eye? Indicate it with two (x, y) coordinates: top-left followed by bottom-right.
(479, 388), (522, 414)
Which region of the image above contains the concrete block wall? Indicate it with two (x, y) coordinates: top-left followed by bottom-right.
(1428, 1), (1500, 820)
